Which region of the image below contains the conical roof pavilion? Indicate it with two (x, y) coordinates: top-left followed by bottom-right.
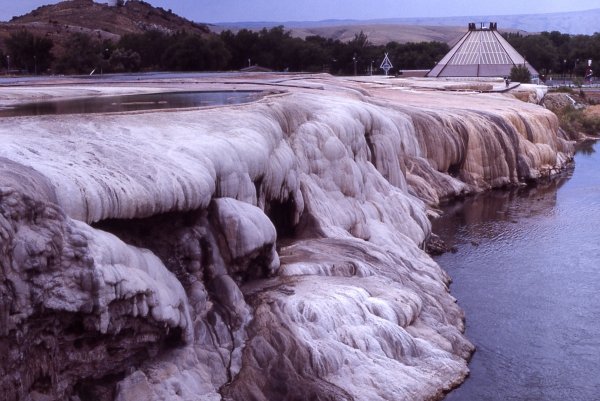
(427, 22), (538, 78)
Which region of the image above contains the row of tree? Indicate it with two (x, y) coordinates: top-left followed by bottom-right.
(2, 26), (600, 78)
(1, 27), (449, 75)
(504, 31), (599, 79)
(219, 27), (449, 75)
(2, 30), (54, 74)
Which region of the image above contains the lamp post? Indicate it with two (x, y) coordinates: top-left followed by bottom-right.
(6, 55), (9, 76)
(370, 60), (374, 75)
(563, 59), (567, 85)
(34, 55), (37, 75)
(352, 54), (357, 76)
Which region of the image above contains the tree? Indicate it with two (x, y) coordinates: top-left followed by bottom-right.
(346, 31), (371, 74)
(220, 26), (298, 71)
(510, 65), (532, 83)
(218, 27), (451, 75)
(304, 35), (341, 72)
(55, 33), (102, 74)
(386, 41), (449, 71)
(348, 31), (370, 51)
(290, 38), (329, 72)
(4, 30), (53, 74)
(505, 30), (600, 80)
(118, 30), (171, 70)
(504, 33), (555, 75)
(220, 29), (259, 69)
(254, 26), (292, 69)
(161, 33), (230, 71)
(108, 48), (141, 72)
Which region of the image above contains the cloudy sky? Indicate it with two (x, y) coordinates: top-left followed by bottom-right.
(2, 0), (599, 22)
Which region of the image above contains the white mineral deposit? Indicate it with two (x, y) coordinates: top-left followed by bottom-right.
(0, 75), (573, 401)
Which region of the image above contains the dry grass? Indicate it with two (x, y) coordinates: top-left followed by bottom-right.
(554, 105), (600, 137)
(584, 104), (600, 118)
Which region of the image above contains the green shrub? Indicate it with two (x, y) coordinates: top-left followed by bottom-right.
(510, 65), (532, 83)
(551, 87), (574, 94)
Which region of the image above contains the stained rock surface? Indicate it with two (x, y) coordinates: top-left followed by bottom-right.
(0, 75), (572, 401)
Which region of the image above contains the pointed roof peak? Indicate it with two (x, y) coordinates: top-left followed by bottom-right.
(468, 22), (499, 31)
(427, 23), (538, 78)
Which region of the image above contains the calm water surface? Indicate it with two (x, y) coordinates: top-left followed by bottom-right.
(0, 90), (263, 117)
(435, 141), (600, 401)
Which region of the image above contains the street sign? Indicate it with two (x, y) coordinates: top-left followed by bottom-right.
(380, 53), (393, 76)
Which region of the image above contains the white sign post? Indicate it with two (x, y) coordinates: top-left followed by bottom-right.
(380, 53), (393, 76)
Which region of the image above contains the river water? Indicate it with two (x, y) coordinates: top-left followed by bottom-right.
(435, 140), (600, 401)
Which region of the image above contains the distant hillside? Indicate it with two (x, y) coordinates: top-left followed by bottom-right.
(368, 8), (600, 35)
(212, 8), (600, 44)
(0, 0), (208, 55)
(210, 24), (470, 46)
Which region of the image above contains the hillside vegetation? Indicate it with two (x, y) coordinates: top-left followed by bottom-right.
(0, 0), (208, 62)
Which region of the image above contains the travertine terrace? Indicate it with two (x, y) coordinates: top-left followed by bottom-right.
(0, 74), (572, 401)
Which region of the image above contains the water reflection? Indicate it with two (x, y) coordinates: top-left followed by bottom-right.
(0, 90), (264, 117)
(575, 139), (597, 155)
(435, 141), (600, 401)
(434, 174), (571, 249)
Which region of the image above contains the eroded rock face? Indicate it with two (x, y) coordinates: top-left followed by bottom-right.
(0, 188), (191, 401)
(95, 198), (280, 401)
(0, 76), (573, 401)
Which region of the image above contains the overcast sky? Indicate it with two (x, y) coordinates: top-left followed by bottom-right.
(2, 0), (600, 22)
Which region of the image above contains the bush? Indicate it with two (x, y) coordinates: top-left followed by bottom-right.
(510, 65), (532, 83)
(551, 86), (574, 94)
(108, 48), (141, 72)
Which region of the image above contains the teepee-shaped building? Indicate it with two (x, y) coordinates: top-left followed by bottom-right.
(427, 22), (538, 79)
